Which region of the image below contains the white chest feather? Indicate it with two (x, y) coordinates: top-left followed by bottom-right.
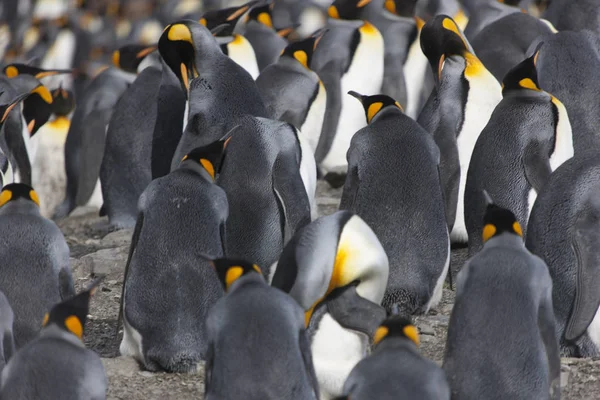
(296, 129), (318, 220)
(301, 80), (327, 155)
(227, 35), (260, 80)
(548, 97), (574, 171)
(404, 32), (428, 119)
(41, 30), (75, 89)
(588, 305), (600, 351)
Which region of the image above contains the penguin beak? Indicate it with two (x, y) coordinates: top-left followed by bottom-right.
(180, 63), (190, 93)
(357, 0), (372, 7)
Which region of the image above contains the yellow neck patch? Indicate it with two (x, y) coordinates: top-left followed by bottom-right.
(65, 315), (83, 339)
(0, 190), (12, 207)
(442, 18), (468, 48)
(33, 86), (53, 104)
(394, 101), (404, 112)
(384, 0), (396, 14)
(403, 325), (420, 346)
(48, 116), (71, 132)
(29, 190), (40, 206)
(200, 159), (215, 180)
(374, 326), (388, 345)
(112, 50), (120, 68)
(513, 221), (523, 237)
(328, 6), (340, 19)
(252, 265), (262, 274)
(168, 24), (193, 44)
(293, 50), (309, 69)
(199, 18), (207, 27)
(225, 266), (244, 289)
(5, 66), (18, 78)
(42, 313), (49, 326)
(257, 12), (273, 28)
(367, 102), (384, 123)
(482, 224), (497, 242)
(464, 52), (485, 78)
(518, 78), (540, 91)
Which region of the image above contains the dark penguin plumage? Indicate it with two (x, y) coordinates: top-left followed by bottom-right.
(243, 2), (289, 71)
(543, 0), (600, 33)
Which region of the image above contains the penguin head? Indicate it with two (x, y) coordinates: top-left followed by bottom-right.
(112, 44), (158, 74)
(0, 87), (45, 129)
(328, 0), (372, 20)
(2, 64), (72, 80)
(384, 0), (419, 17)
(199, 1), (258, 37)
(180, 137), (230, 181)
(41, 281), (99, 340)
(501, 43), (543, 96)
(280, 29), (326, 70)
(420, 15), (479, 83)
(51, 86), (75, 117)
(481, 192), (523, 243)
(246, 2), (275, 29)
(373, 316), (420, 347)
(348, 91), (403, 123)
(0, 183), (40, 208)
(211, 259), (264, 291)
(21, 83), (54, 136)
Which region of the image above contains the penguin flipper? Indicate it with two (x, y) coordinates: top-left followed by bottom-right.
(299, 329), (320, 399)
(339, 164), (359, 210)
(2, 332), (15, 364)
(539, 285), (561, 400)
(523, 144), (552, 193)
(272, 154), (312, 244)
(565, 199), (600, 341)
(313, 65), (342, 163)
(116, 212), (144, 337)
(326, 285), (387, 339)
(59, 267), (76, 300)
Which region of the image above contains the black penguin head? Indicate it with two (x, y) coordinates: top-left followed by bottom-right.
(180, 137), (230, 181)
(373, 316), (420, 347)
(0, 183), (40, 208)
(246, 2), (275, 29)
(482, 192), (523, 243)
(199, 1), (258, 36)
(348, 91), (403, 124)
(280, 29), (326, 70)
(51, 86), (75, 117)
(328, 0), (372, 20)
(420, 15), (476, 82)
(3, 64), (72, 80)
(22, 83), (54, 136)
(0, 88), (43, 129)
(501, 43), (543, 95)
(41, 281), (100, 340)
(384, 0), (419, 17)
(112, 44), (157, 74)
(211, 259), (264, 291)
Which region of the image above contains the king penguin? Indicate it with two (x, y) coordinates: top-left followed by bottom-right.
(340, 92), (450, 315)
(311, 0), (385, 187)
(526, 153), (600, 357)
(0, 282), (107, 400)
(444, 198), (561, 400)
(243, 2), (289, 71)
(119, 141), (228, 373)
(464, 48), (573, 255)
(418, 15), (502, 244)
(271, 210), (388, 400)
(340, 316), (450, 400)
(204, 259), (319, 400)
(461, 0), (520, 40)
(30, 86), (76, 218)
(542, 0), (600, 33)
(0, 183), (75, 348)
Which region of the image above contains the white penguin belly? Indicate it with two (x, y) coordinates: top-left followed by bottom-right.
(120, 311), (145, 364)
(320, 26), (385, 175)
(548, 97), (574, 171)
(311, 313), (368, 400)
(227, 36), (260, 80)
(296, 130), (318, 220)
(587, 305), (600, 351)
(452, 74), (502, 243)
(425, 229), (450, 312)
(40, 30), (75, 90)
(31, 119), (69, 217)
(300, 80), (327, 155)
(404, 33), (428, 118)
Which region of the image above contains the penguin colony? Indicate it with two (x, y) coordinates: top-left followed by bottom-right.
(1, 0), (600, 398)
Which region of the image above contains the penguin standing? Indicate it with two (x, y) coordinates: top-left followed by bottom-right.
(418, 15), (502, 243)
(444, 199), (561, 400)
(53, 68), (131, 219)
(464, 49), (573, 255)
(0, 183), (75, 348)
(526, 154), (600, 357)
(243, 2), (289, 71)
(217, 116), (312, 273)
(31, 86), (75, 218)
(340, 317), (450, 399)
(204, 259), (319, 400)
(312, 0), (385, 187)
(461, 0), (520, 40)
(272, 211), (388, 400)
(403, 15), (428, 118)
(119, 142), (228, 373)
(340, 92), (449, 315)
(1, 283), (107, 399)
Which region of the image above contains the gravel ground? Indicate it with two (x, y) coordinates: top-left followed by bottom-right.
(55, 182), (600, 399)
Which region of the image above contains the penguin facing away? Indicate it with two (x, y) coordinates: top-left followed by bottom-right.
(272, 210), (388, 400)
(243, 2), (289, 71)
(0, 183), (75, 349)
(418, 15), (502, 244)
(464, 47), (573, 255)
(526, 154), (600, 357)
(119, 141), (228, 373)
(0, 282), (107, 400)
(444, 198), (561, 400)
(312, 0), (385, 187)
(204, 259), (319, 400)
(340, 316), (451, 399)
(341, 92), (450, 316)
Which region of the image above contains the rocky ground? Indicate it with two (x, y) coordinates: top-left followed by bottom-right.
(57, 182), (600, 399)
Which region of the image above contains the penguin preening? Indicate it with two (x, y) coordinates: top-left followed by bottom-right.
(444, 198), (561, 400)
(204, 259), (319, 400)
(418, 15), (502, 244)
(340, 91), (449, 315)
(464, 47), (573, 255)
